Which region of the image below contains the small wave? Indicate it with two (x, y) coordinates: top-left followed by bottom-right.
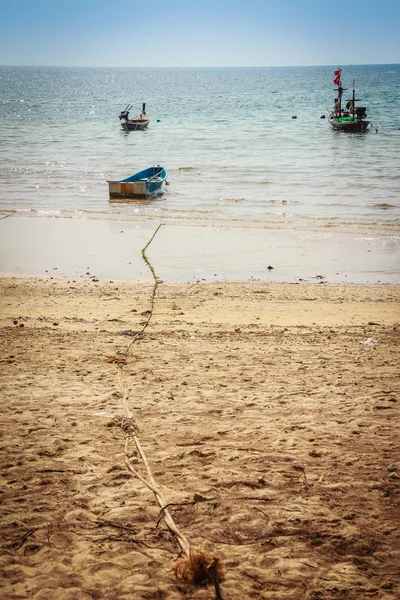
(373, 203), (395, 210)
(220, 197), (245, 204)
(268, 199), (295, 205)
(177, 166), (196, 172)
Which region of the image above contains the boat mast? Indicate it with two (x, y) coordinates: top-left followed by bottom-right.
(333, 68), (344, 113)
(346, 80), (362, 122)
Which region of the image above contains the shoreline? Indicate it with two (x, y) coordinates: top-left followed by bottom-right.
(0, 215), (399, 284)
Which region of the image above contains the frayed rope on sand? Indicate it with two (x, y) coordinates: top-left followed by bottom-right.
(108, 223), (224, 597)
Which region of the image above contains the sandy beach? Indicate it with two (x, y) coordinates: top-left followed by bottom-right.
(1, 275), (399, 599)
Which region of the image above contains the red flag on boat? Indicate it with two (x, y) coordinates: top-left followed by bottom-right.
(334, 69), (341, 76)
(333, 76), (340, 85)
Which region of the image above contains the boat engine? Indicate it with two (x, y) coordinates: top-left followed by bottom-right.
(355, 106), (367, 119)
(119, 104), (132, 121)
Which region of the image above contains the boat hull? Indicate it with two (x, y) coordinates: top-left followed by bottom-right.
(121, 118), (150, 131)
(328, 117), (370, 132)
(108, 181), (149, 198)
(108, 166), (167, 200)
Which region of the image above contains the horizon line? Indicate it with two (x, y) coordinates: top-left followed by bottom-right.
(1, 62), (399, 69)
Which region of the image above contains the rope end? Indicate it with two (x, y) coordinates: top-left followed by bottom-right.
(174, 547), (224, 594)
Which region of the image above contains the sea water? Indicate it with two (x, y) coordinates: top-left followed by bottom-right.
(0, 65), (399, 279)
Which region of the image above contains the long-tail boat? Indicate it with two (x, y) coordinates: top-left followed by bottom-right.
(328, 68), (369, 132)
(119, 103), (150, 131)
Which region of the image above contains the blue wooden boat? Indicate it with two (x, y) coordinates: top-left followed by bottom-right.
(108, 165), (168, 200)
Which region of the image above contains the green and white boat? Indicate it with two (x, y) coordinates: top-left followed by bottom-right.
(329, 68), (370, 133)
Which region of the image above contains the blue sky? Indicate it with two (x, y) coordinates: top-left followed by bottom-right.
(0, 0), (399, 67)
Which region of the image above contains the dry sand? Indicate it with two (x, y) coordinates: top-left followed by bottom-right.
(1, 276), (399, 599)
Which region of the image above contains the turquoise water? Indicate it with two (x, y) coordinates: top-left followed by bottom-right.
(0, 65), (399, 235)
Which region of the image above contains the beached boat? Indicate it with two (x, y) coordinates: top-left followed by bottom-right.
(328, 68), (369, 132)
(108, 165), (168, 200)
(119, 103), (150, 131)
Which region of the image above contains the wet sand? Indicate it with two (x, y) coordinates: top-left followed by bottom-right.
(0, 215), (399, 283)
(1, 276), (399, 599)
